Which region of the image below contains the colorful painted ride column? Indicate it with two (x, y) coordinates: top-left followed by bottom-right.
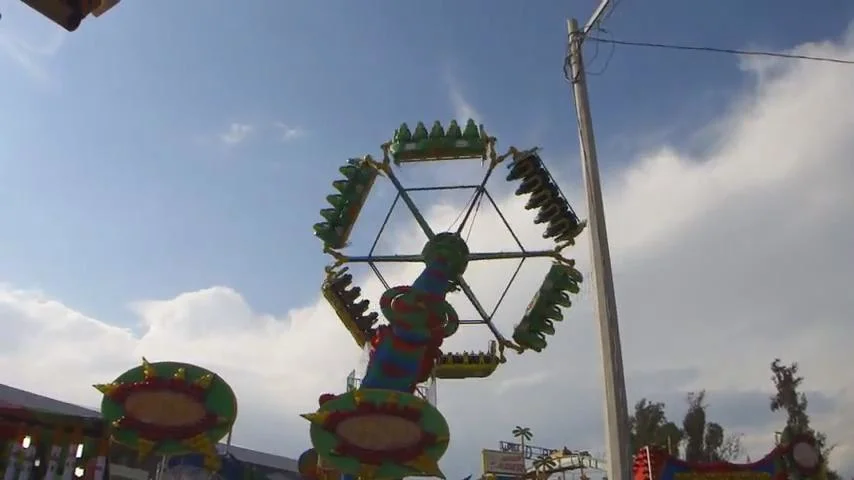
(362, 232), (465, 392)
(302, 233), (466, 479)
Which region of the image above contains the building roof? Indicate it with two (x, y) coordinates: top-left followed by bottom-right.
(0, 383), (101, 418)
(216, 444), (299, 473)
(0, 383), (299, 473)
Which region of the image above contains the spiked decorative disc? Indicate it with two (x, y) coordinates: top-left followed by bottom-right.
(302, 388), (450, 479)
(97, 359), (237, 461)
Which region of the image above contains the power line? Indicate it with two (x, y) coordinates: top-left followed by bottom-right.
(587, 37), (854, 65)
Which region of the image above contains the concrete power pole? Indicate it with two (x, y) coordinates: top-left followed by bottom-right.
(565, 4), (632, 480)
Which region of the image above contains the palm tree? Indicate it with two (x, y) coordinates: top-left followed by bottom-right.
(512, 426), (533, 478)
(532, 453), (557, 480)
(512, 426), (533, 456)
(532, 454), (546, 479)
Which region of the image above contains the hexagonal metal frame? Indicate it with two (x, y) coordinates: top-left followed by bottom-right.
(367, 183), (529, 327)
(330, 155), (570, 347)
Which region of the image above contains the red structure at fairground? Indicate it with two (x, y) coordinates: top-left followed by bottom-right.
(633, 434), (825, 480)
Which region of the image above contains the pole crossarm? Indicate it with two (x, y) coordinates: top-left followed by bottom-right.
(582, 0), (612, 35)
(344, 250), (559, 263)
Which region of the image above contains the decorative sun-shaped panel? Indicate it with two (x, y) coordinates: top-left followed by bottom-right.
(95, 359), (237, 470)
(303, 389), (449, 479)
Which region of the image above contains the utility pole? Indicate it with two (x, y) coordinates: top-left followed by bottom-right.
(565, 3), (632, 480)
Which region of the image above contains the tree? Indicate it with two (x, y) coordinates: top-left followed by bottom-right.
(770, 359), (810, 435)
(532, 453), (557, 480)
(715, 433), (745, 462)
(770, 359), (840, 480)
(682, 391), (744, 462)
(703, 422), (725, 460)
(629, 399), (682, 455)
(512, 426), (533, 464)
(682, 391), (708, 462)
(629, 394), (743, 462)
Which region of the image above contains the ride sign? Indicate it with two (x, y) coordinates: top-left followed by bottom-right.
(482, 449), (526, 475)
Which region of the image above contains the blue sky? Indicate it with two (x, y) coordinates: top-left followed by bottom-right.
(0, 0), (849, 409)
(3, 0), (850, 329)
(3, 0), (854, 476)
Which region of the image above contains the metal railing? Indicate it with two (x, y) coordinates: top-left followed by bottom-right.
(345, 373), (436, 405)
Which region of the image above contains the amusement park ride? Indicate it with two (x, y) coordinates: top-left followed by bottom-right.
(0, 120), (832, 480)
(297, 119), (587, 480)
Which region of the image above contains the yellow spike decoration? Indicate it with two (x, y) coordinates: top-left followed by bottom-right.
(173, 367), (187, 380)
(141, 357), (156, 380)
(352, 391), (365, 406)
(404, 454), (444, 478)
(385, 391), (400, 406)
(93, 383), (118, 395)
(185, 433), (221, 471)
(357, 464), (377, 479)
(184, 433), (207, 448)
(136, 438), (156, 460)
(300, 412), (330, 425)
(188, 434), (212, 449)
(203, 454), (222, 472)
(193, 373), (214, 390)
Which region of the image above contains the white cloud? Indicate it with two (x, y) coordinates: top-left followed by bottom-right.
(0, 2), (66, 85)
(3, 27), (854, 480)
(219, 123), (254, 145)
(273, 122), (306, 142)
(445, 73), (484, 123)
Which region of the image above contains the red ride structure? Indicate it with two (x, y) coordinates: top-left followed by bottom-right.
(633, 434), (825, 480)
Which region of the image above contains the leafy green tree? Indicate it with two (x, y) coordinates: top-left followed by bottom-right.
(703, 422), (725, 460)
(683, 391), (708, 462)
(770, 359), (839, 480)
(532, 453), (557, 479)
(629, 399), (682, 455)
(771, 359), (810, 433)
(630, 394), (743, 461)
(715, 431), (745, 462)
(683, 391), (744, 462)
